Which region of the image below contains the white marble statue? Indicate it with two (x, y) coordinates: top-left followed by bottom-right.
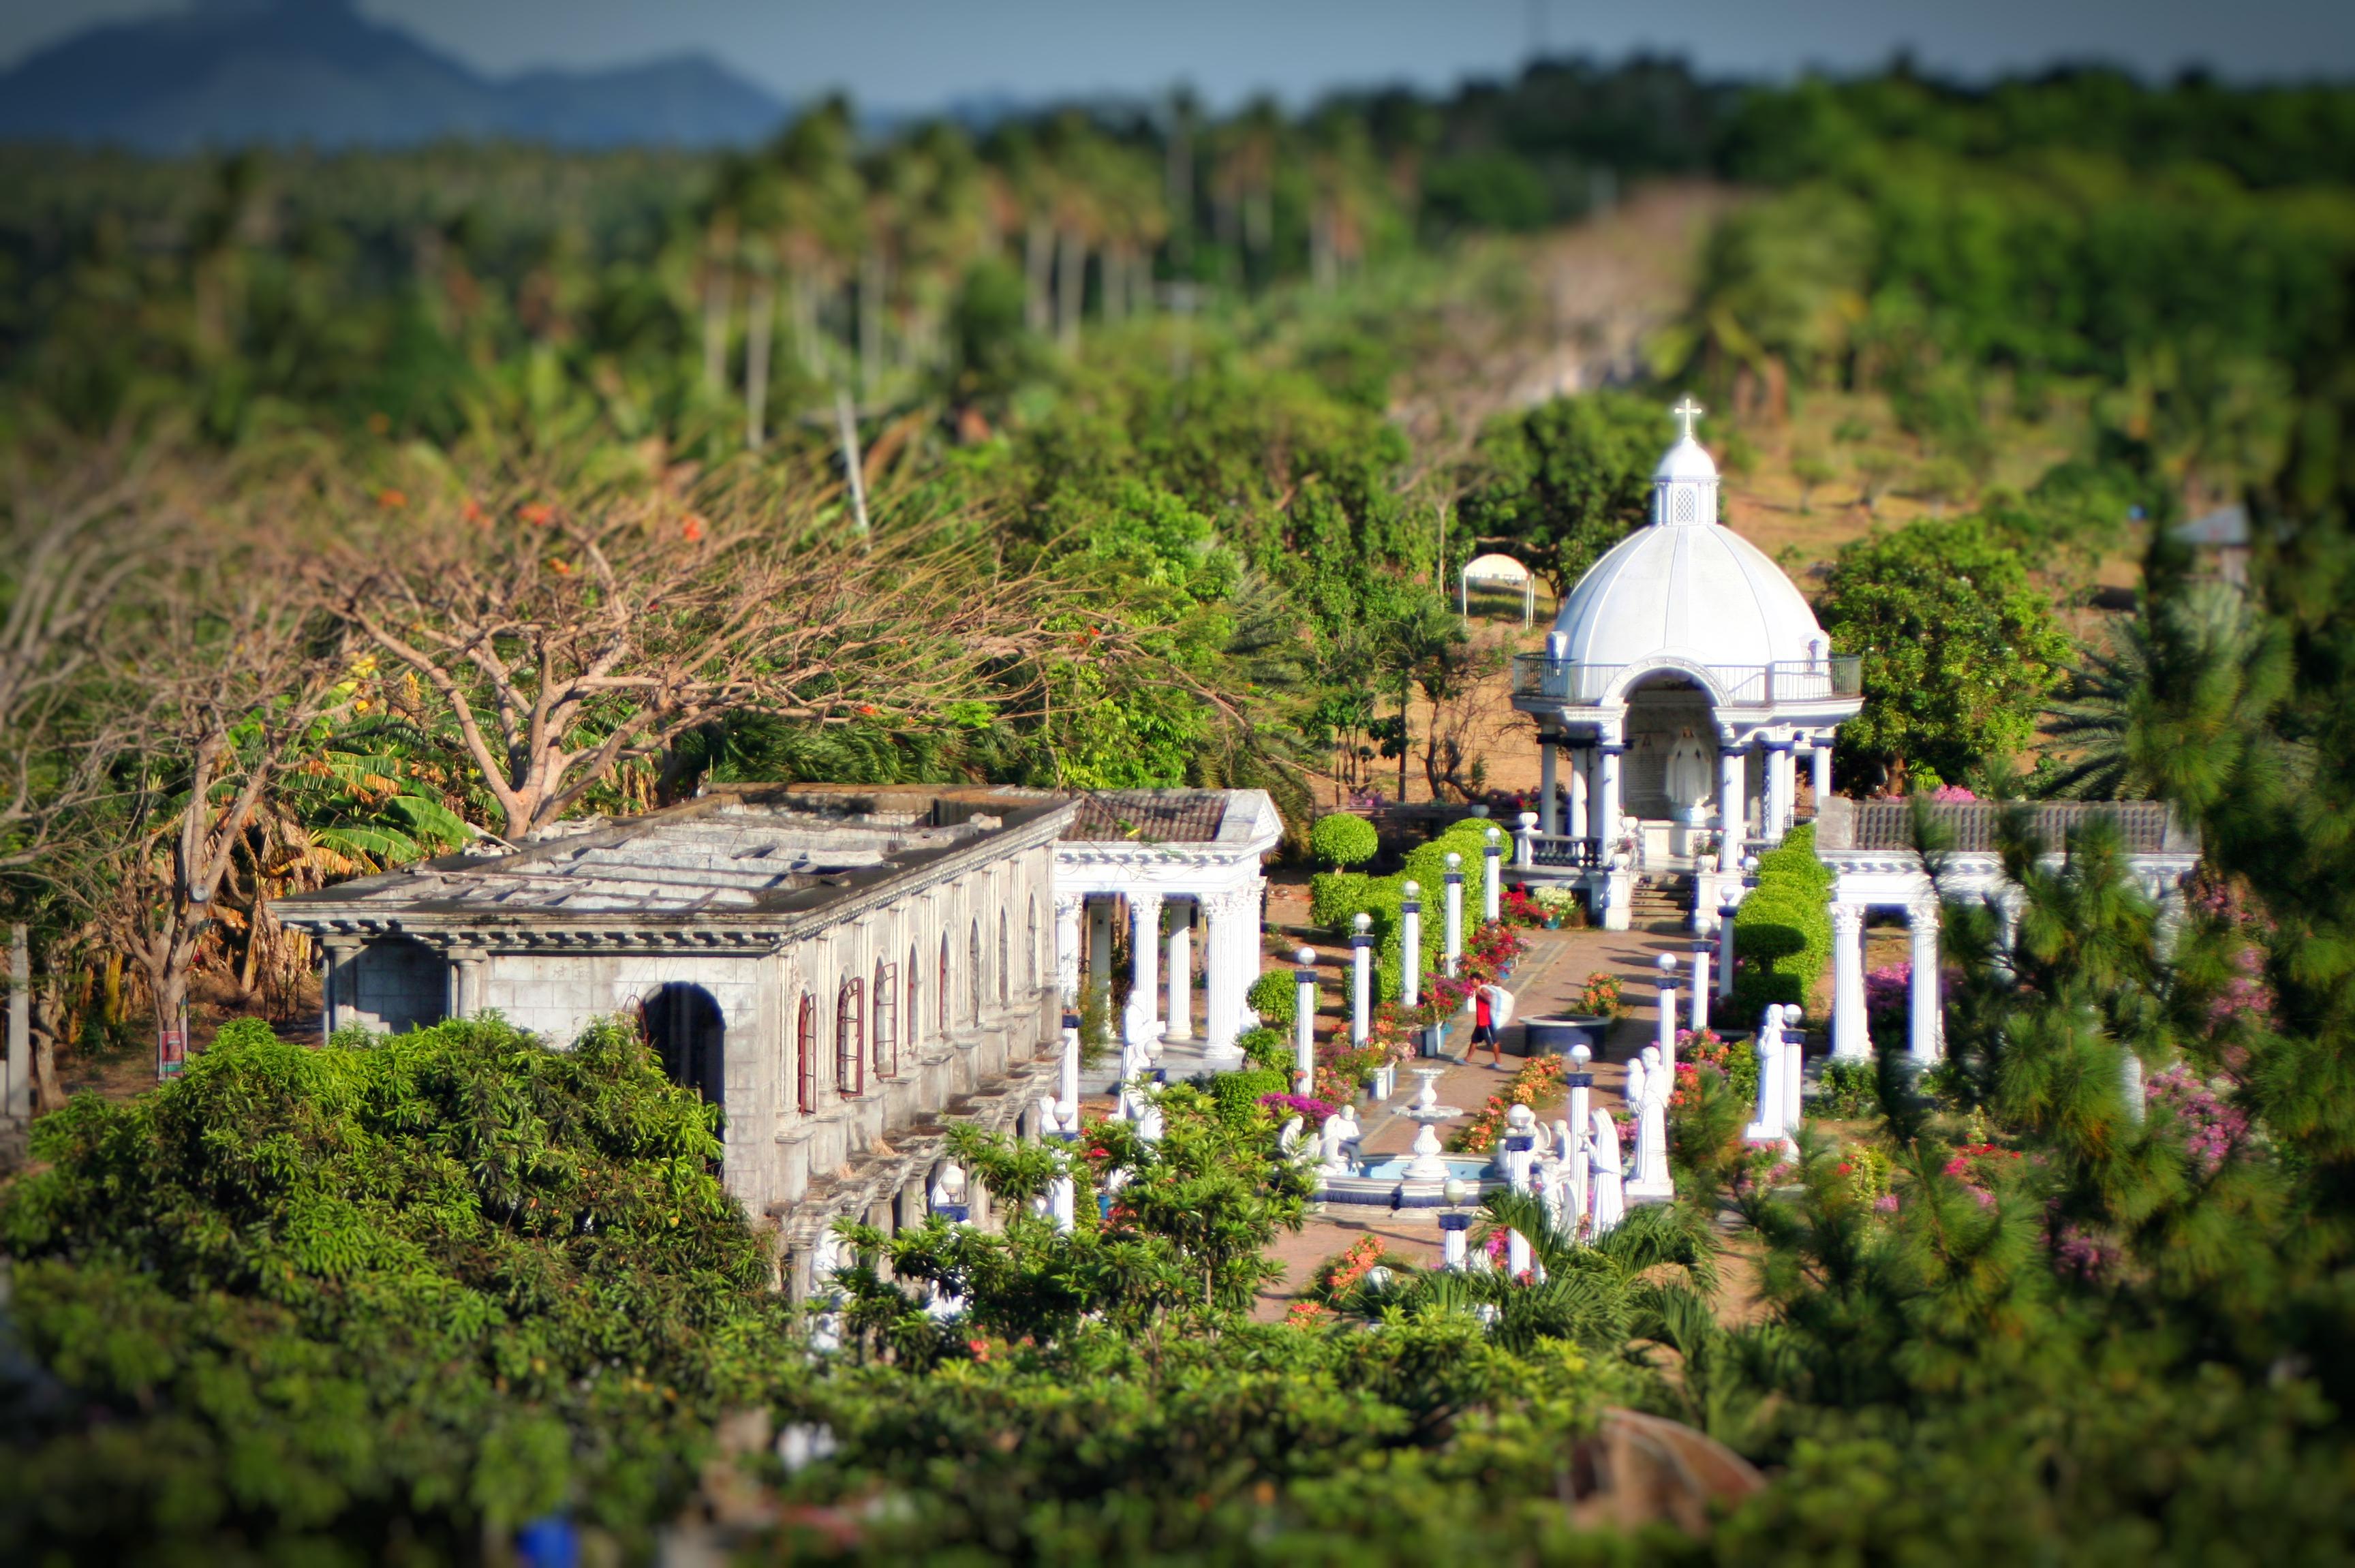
(1664, 726), (1714, 818)
(1278, 1115), (1306, 1162)
(1629, 1044), (1674, 1198)
(1587, 1107), (1626, 1235)
(1317, 1105), (1361, 1174)
(1745, 1004), (1789, 1149)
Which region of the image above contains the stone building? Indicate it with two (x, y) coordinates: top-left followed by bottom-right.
(276, 780), (1284, 1291)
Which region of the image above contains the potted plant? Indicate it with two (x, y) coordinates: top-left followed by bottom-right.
(1522, 970), (1625, 1058)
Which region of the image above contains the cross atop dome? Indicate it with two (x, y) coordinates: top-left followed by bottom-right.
(1672, 395), (1706, 442)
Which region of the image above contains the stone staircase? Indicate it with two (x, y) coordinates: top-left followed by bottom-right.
(1627, 875), (1693, 934)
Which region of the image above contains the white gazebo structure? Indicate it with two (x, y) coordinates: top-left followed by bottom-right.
(1050, 789), (1283, 1070)
(1460, 551), (1538, 627)
(1813, 797), (2199, 1064)
(1508, 399), (1862, 930)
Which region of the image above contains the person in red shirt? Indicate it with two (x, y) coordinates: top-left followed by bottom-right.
(1474, 986), (1502, 1066)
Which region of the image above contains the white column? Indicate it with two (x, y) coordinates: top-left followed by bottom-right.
(1126, 891), (1163, 1047)
(1654, 953), (1678, 1071)
(1514, 810), (1538, 870)
(7, 923), (29, 1120)
(1088, 899), (1113, 995)
(455, 953), (487, 1019)
(1764, 740), (1793, 843)
(1481, 828), (1503, 922)
(1811, 737), (1833, 803)
(1539, 736), (1559, 836)
(1830, 902), (1870, 1060)
(1202, 890), (1239, 1056)
(322, 939), (356, 1038)
(1907, 901), (1941, 1063)
(1597, 743), (1625, 855)
(1569, 748), (1591, 841)
(1165, 901), (1192, 1040)
(1054, 892), (1083, 1004)
(1717, 892), (1739, 1002)
(1293, 947), (1319, 1094)
(1689, 941), (1710, 1034)
(1443, 855), (1464, 977)
(1718, 745), (1746, 873)
(1349, 913), (1373, 1045)
(1400, 883), (1423, 1008)
(1783, 1004), (1806, 1128)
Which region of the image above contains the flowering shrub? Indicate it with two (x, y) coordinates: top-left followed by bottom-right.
(1259, 1092), (1340, 1124)
(1941, 1141), (2020, 1208)
(1574, 970), (1625, 1019)
(1836, 1143), (1893, 1204)
(1929, 784), (1980, 802)
(1676, 1028), (1759, 1108)
(1313, 1234), (1395, 1300)
(1864, 961), (1911, 1040)
(2144, 1066), (2249, 1172)
(1466, 919), (1528, 977)
(1446, 1055), (1567, 1152)
(1500, 885), (1545, 927)
(2051, 1219), (2118, 1282)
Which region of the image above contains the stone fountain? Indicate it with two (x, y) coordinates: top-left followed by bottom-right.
(1402, 1066), (1461, 1122)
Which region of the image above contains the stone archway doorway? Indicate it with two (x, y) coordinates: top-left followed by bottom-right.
(641, 983), (725, 1122)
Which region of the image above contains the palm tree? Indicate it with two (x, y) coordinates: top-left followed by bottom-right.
(2041, 582), (2253, 800)
(1332, 1192), (1719, 1357)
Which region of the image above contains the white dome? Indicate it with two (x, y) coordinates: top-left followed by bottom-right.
(1654, 434), (1717, 483)
(1549, 514), (1828, 679)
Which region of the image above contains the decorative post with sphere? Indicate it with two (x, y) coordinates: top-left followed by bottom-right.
(1400, 882), (1422, 1008)
(1689, 939), (1712, 1034)
(1482, 826), (1503, 922)
(1655, 952), (1679, 1072)
(1443, 853), (1464, 977)
(1349, 912), (1373, 1045)
(1293, 947), (1319, 1095)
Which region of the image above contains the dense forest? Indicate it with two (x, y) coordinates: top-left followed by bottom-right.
(4, 56), (2355, 1563)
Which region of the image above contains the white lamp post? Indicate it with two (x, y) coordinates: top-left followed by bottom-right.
(1443, 852), (1464, 977)
(1689, 939), (1712, 1034)
(1482, 826), (1503, 922)
(1400, 881), (1422, 1008)
(1655, 951), (1679, 1071)
(1349, 912), (1373, 1045)
(1293, 947), (1319, 1094)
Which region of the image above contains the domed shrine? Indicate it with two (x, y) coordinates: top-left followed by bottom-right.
(1509, 398), (1862, 930)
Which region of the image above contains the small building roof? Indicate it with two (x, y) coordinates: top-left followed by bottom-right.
(1460, 551), (1533, 584)
(1062, 790), (1233, 844)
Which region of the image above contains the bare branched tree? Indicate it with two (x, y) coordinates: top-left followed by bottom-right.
(102, 491), (355, 1071)
(321, 463), (1068, 841)
(0, 455), (150, 870)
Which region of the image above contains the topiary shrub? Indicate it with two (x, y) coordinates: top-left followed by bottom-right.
(1211, 1068), (1291, 1127)
(1309, 812), (1379, 870)
(1237, 1025), (1291, 1073)
(1308, 871), (1374, 929)
(1247, 968), (1297, 1027)
(1730, 822), (1833, 1027)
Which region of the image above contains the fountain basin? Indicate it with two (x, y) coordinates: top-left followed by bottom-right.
(1316, 1154), (1502, 1209)
(1518, 1014), (1612, 1058)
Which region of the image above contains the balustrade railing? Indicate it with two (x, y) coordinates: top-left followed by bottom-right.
(1511, 653), (1862, 706)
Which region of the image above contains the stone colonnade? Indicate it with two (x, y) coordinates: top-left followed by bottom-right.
(1051, 882), (1262, 1060)
(1533, 727), (1836, 852)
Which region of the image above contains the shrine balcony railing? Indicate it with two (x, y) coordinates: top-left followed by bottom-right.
(1511, 654), (1862, 707)
(1516, 833), (1602, 870)
(1816, 797), (2197, 857)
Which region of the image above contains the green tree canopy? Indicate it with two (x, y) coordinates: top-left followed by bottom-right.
(1456, 390), (1667, 594)
(1817, 516), (2075, 793)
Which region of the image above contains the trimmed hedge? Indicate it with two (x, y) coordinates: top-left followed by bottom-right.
(1246, 968), (1297, 1026)
(1730, 821), (1834, 1027)
(1309, 812), (1380, 868)
(1211, 1068), (1291, 1127)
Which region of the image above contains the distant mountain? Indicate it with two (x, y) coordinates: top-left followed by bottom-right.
(0, 0), (790, 152)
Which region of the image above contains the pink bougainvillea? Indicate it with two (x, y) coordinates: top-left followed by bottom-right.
(2143, 1066), (2249, 1173)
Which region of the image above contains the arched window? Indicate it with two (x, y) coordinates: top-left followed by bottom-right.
(938, 933), (951, 1037)
(795, 992), (818, 1114)
(907, 944), (920, 1052)
(872, 958), (899, 1080)
(998, 910), (1010, 1006)
(836, 976), (865, 1097)
(1027, 896), (1039, 987)
(969, 921), (983, 1021)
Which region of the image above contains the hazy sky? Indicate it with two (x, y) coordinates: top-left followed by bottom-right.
(5, 0), (2351, 108)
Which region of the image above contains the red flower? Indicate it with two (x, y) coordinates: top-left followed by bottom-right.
(518, 502), (553, 525)
(966, 1338), (991, 1362)
(681, 512), (706, 542)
